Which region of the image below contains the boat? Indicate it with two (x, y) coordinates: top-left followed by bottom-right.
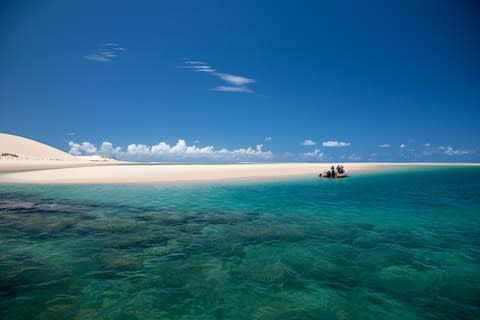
(319, 170), (348, 178)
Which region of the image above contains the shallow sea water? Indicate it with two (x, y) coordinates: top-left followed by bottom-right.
(0, 166), (479, 319)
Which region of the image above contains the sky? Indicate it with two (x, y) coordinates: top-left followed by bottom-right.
(0, 0), (479, 162)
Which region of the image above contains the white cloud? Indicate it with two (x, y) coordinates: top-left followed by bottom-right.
(183, 60), (255, 93)
(183, 61), (215, 73)
(424, 143), (431, 147)
(212, 86), (252, 93)
(84, 54), (111, 62)
(68, 141), (97, 155)
(400, 143), (406, 149)
(301, 139), (316, 146)
(127, 144), (150, 154)
(68, 139), (273, 161)
(322, 141), (351, 147)
(99, 142), (122, 156)
(68, 142), (82, 156)
(184, 60), (206, 65)
(303, 149), (324, 158)
(220, 144), (271, 158)
(216, 73), (255, 86)
(264, 137), (272, 142)
(439, 146), (472, 156)
(378, 144), (390, 148)
(85, 43), (126, 62)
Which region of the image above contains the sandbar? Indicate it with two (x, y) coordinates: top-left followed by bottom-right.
(0, 162), (477, 184)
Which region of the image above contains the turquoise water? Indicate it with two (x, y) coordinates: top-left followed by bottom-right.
(1, 166), (479, 319)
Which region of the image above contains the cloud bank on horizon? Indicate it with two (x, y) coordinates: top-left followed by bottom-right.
(68, 140), (272, 161)
(67, 139), (474, 162)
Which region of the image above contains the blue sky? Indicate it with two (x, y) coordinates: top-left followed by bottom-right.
(1, 0), (479, 161)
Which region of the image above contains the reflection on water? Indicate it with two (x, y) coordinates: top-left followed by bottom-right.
(1, 167), (480, 319)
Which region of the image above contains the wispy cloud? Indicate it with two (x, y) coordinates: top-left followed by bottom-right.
(85, 43), (127, 62)
(378, 143), (390, 148)
(68, 139), (272, 161)
(264, 136), (272, 142)
(184, 60), (215, 72)
(215, 73), (255, 86)
(212, 86), (252, 93)
(301, 139), (316, 146)
(400, 143), (406, 149)
(183, 60), (255, 93)
(322, 140), (351, 147)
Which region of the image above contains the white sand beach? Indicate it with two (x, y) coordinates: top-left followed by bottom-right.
(1, 133), (477, 184)
(0, 162), (373, 184)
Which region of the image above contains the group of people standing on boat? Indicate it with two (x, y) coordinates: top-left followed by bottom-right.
(321, 164), (347, 178)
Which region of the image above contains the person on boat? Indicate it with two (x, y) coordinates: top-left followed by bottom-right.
(330, 165), (335, 177)
(338, 165), (344, 174)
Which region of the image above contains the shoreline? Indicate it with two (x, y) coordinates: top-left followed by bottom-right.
(0, 159), (124, 173)
(0, 161), (478, 185)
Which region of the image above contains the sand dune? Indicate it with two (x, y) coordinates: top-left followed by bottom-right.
(0, 133), (122, 173)
(0, 133), (78, 161)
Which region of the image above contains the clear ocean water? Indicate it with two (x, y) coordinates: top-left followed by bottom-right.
(1, 166), (479, 319)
